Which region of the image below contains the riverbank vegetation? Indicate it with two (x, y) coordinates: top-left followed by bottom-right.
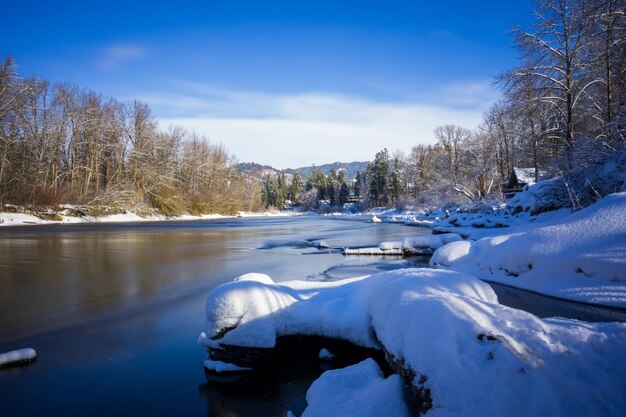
(263, 0), (626, 212)
(0, 58), (264, 216)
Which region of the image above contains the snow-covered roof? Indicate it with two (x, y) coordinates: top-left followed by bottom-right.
(512, 167), (548, 186)
(513, 168), (537, 185)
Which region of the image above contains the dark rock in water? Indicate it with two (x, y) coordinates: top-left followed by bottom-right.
(383, 348), (433, 415)
(207, 343), (274, 369)
(204, 333), (429, 415)
(205, 335), (385, 371)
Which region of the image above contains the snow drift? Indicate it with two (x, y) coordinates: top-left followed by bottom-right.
(300, 358), (411, 417)
(431, 192), (626, 308)
(199, 270), (626, 416)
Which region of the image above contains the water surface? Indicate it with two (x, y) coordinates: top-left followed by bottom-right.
(0, 216), (427, 417)
(1, 216), (624, 417)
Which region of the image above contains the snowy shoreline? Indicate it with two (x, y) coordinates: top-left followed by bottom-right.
(0, 209), (303, 227)
(199, 271), (626, 417)
(198, 190), (626, 416)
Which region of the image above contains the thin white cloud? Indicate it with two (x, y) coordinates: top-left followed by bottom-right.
(97, 44), (146, 71)
(143, 80), (498, 168)
(438, 79), (500, 110)
(152, 93), (482, 168)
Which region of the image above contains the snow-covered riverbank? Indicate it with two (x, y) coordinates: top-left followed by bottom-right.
(199, 271), (626, 417)
(430, 193), (626, 308)
(199, 186), (626, 416)
(0, 209), (301, 227)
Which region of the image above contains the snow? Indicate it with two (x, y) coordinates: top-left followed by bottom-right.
(311, 240), (331, 249)
(201, 272), (380, 349)
(370, 215), (382, 223)
(343, 234), (462, 256)
(318, 348), (335, 360)
(300, 358), (411, 417)
(200, 269), (626, 417)
(0, 209), (302, 227)
(0, 348), (37, 367)
(431, 192), (626, 308)
(0, 212), (54, 226)
(507, 151), (626, 215)
(512, 167), (543, 185)
(203, 358), (251, 373)
(238, 211), (302, 218)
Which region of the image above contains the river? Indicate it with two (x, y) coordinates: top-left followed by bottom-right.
(0, 216), (624, 417)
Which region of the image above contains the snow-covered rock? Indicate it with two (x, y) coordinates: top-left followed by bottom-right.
(311, 240), (331, 249)
(203, 358), (251, 373)
(343, 234), (462, 256)
(0, 348), (37, 368)
(301, 358), (411, 417)
(370, 215), (382, 223)
(431, 192), (626, 308)
(200, 270), (626, 416)
(318, 348), (335, 360)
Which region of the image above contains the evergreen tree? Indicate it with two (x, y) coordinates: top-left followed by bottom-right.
(390, 156), (404, 205)
(354, 171), (362, 198)
(370, 149), (390, 206)
(290, 172), (302, 202)
(337, 169), (346, 184)
(277, 173), (288, 205)
(339, 182), (350, 205)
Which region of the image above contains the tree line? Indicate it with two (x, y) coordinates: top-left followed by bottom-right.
(260, 0), (625, 211)
(355, 0), (626, 208)
(0, 56), (264, 215)
(3, 0), (624, 214)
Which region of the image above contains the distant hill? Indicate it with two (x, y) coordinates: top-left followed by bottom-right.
(236, 162), (282, 178)
(236, 161), (369, 180)
(284, 161), (368, 179)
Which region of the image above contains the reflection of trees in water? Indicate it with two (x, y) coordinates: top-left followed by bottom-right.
(198, 336), (388, 417)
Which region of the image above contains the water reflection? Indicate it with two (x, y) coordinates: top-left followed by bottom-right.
(0, 217), (425, 417)
(198, 336), (388, 417)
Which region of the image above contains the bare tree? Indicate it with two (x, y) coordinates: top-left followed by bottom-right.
(502, 0), (599, 159)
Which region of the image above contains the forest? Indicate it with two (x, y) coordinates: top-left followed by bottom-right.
(1, 0), (625, 215)
(264, 0), (626, 211)
(0, 58), (264, 215)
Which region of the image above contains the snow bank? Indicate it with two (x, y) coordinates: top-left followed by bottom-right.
(343, 234), (462, 256)
(431, 193), (626, 308)
(200, 270), (626, 416)
(508, 147), (626, 215)
(0, 212), (54, 226)
(0, 348), (37, 367)
(301, 358), (411, 417)
(200, 272), (382, 349)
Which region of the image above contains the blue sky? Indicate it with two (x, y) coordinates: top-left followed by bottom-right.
(2, 1), (534, 168)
